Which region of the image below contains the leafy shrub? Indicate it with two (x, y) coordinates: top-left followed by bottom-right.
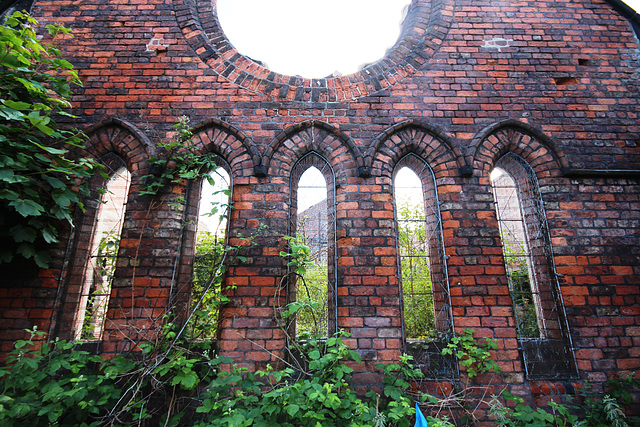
(0, 328), (124, 425)
(195, 331), (417, 427)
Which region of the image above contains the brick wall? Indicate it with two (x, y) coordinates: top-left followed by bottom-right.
(0, 0), (639, 417)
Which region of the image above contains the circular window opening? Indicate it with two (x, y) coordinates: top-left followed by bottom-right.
(216, 0), (410, 78)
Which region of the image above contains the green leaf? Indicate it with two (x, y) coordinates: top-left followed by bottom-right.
(2, 99), (32, 110)
(9, 198), (45, 217)
(42, 175), (67, 189)
(0, 168), (17, 183)
(179, 371), (199, 390)
(0, 105), (25, 121)
(16, 243), (36, 259)
(0, 189), (18, 201)
(9, 225), (37, 243)
(32, 141), (67, 155)
(287, 404), (300, 417)
(41, 227), (58, 244)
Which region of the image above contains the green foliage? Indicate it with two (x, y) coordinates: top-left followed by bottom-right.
(442, 328), (500, 378)
(491, 375), (640, 427)
(578, 375), (640, 427)
(0, 12), (102, 267)
(1, 326), (637, 427)
(509, 268), (540, 338)
(279, 234), (328, 338)
(80, 229), (120, 340)
(139, 116), (220, 197)
(396, 200), (435, 339)
(188, 231), (228, 340)
(297, 263), (329, 337)
(0, 328), (124, 425)
(491, 392), (580, 427)
(371, 353), (424, 426)
(195, 330), (415, 427)
(279, 234), (312, 276)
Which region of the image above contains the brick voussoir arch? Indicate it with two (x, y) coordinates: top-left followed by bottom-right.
(51, 118), (150, 341)
(190, 118), (259, 178)
(366, 119), (467, 178)
(263, 120), (361, 182)
(173, 0), (454, 101)
(81, 117), (155, 171)
(469, 119), (569, 177)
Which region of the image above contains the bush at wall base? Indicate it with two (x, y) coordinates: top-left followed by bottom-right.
(0, 327), (638, 426)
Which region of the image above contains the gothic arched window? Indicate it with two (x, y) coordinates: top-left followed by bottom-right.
(287, 153), (336, 340)
(491, 152), (577, 379)
(188, 166), (231, 340)
(76, 165), (131, 340)
(393, 154), (455, 379)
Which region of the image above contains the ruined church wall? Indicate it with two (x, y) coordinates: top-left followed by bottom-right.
(0, 0), (638, 411)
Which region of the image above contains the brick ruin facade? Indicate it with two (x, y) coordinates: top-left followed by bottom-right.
(1, 0), (639, 418)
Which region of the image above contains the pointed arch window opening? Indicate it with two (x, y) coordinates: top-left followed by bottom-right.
(77, 166), (131, 341)
(393, 154), (456, 379)
(288, 152), (337, 340)
(188, 166), (232, 341)
(491, 168), (545, 339)
(491, 152), (578, 379)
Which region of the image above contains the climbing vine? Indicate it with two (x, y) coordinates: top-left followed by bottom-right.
(0, 12), (102, 267)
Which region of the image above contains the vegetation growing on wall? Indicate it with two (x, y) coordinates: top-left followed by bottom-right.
(1, 325), (637, 426)
(0, 12), (101, 267)
(396, 200), (435, 339)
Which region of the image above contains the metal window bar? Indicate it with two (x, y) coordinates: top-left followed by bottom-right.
(78, 167), (131, 341)
(492, 152), (578, 379)
(394, 154), (456, 379)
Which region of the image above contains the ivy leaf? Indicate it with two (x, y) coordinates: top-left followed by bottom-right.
(9, 224), (37, 243)
(9, 198), (45, 217)
(41, 227), (58, 244)
(0, 168), (17, 183)
(42, 175), (66, 189)
(32, 141), (67, 156)
(2, 99), (32, 110)
(0, 249), (13, 263)
(0, 188), (20, 200)
(16, 243), (36, 259)
(52, 191), (72, 208)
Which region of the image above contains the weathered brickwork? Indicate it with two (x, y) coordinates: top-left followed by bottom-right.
(1, 0), (639, 418)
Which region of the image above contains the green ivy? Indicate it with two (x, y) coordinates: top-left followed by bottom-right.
(139, 116), (220, 197)
(0, 12), (102, 267)
(442, 328), (500, 378)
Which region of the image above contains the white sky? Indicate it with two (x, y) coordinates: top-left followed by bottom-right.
(624, 0), (640, 12)
(298, 167), (327, 212)
(198, 169), (231, 234)
(217, 0), (410, 78)
(395, 167), (422, 204)
(218, 0), (640, 79)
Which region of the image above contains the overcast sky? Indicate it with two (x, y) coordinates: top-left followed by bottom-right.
(218, 0), (640, 78)
(217, 0), (410, 78)
(624, 0), (640, 12)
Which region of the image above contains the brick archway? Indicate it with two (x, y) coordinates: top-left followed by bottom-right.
(173, 0), (454, 101)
